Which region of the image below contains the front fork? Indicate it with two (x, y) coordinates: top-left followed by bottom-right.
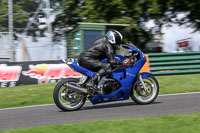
(138, 73), (148, 92)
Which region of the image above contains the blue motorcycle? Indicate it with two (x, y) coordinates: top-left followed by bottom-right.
(53, 44), (159, 111)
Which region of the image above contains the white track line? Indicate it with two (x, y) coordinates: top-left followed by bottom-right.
(0, 104), (54, 111)
(0, 92), (200, 111)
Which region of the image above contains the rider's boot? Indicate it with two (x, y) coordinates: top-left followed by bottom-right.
(86, 64), (112, 94)
(86, 72), (100, 92)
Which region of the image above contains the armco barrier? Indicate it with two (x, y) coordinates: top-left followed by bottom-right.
(148, 51), (200, 75)
(0, 60), (81, 88)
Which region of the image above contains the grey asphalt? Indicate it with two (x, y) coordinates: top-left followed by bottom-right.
(0, 93), (200, 130)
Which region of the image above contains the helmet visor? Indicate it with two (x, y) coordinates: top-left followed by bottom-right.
(106, 31), (115, 44)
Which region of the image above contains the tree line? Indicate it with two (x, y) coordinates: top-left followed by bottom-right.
(1, 0), (200, 49)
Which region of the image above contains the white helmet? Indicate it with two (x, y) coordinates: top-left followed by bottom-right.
(106, 30), (123, 45)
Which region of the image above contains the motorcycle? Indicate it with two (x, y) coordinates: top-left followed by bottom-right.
(53, 43), (159, 111)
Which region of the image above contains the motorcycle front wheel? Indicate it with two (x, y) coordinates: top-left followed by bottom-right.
(131, 75), (159, 104)
(53, 78), (86, 111)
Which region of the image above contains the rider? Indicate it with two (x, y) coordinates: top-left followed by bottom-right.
(78, 29), (132, 92)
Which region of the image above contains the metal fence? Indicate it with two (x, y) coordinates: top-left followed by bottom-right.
(0, 32), (10, 61)
(0, 0), (66, 62)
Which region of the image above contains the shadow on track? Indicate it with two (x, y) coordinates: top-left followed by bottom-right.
(58, 101), (162, 112)
(83, 101), (162, 110)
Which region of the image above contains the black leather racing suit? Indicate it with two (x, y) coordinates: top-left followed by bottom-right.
(78, 36), (122, 73)
(78, 36), (122, 89)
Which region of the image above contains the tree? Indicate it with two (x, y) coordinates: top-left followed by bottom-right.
(52, 0), (154, 50)
(0, 0), (29, 32)
(52, 0), (200, 50)
(0, 0), (43, 38)
(149, 0), (200, 32)
(0, 0), (11, 32)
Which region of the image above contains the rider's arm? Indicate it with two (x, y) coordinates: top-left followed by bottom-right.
(104, 43), (123, 67)
(105, 43), (135, 67)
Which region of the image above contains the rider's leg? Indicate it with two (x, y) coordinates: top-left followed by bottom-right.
(86, 72), (101, 91)
(78, 57), (112, 91)
(86, 64), (112, 91)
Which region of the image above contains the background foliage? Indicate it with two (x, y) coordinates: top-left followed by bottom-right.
(1, 0), (200, 49)
(0, 0), (46, 40)
(52, 0), (200, 50)
(0, 0), (39, 32)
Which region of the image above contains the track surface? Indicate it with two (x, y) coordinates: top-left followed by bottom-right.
(0, 93), (200, 130)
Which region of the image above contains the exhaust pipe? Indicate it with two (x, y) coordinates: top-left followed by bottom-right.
(66, 82), (88, 94)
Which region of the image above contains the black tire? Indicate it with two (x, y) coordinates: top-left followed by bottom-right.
(131, 75), (159, 105)
(53, 78), (86, 111)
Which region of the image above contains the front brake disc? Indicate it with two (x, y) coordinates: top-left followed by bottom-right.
(136, 82), (152, 97)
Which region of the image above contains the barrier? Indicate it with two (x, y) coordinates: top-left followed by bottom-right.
(0, 60), (81, 88)
(148, 51), (200, 75)
(3, 51), (198, 88)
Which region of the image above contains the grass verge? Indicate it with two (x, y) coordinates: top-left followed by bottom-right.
(157, 74), (200, 94)
(0, 74), (200, 109)
(0, 83), (56, 109)
(0, 113), (200, 133)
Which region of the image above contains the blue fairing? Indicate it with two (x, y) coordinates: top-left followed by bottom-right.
(89, 47), (147, 104)
(64, 45), (151, 104)
(102, 55), (125, 62)
(140, 72), (152, 78)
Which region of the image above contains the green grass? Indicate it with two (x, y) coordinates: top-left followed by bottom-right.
(1, 113), (200, 133)
(157, 74), (200, 94)
(0, 74), (200, 109)
(0, 83), (56, 109)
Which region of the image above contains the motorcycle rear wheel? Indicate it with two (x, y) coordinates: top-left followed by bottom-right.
(53, 78), (86, 111)
(131, 75), (159, 104)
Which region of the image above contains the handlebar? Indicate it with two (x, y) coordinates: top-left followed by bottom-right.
(111, 63), (134, 73)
